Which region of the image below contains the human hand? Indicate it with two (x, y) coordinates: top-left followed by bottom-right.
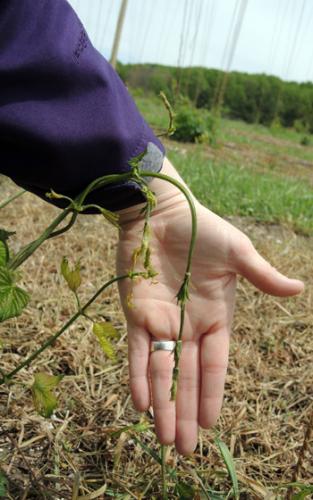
(116, 158), (304, 455)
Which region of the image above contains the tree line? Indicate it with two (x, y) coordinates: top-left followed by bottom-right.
(117, 63), (313, 133)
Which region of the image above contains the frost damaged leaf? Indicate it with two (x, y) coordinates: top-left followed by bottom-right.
(0, 267), (29, 322)
(60, 257), (81, 292)
(93, 322), (118, 339)
(93, 322), (117, 361)
(32, 372), (63, 418)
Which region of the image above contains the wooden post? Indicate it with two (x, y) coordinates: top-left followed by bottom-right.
(110, 0), (129, 69)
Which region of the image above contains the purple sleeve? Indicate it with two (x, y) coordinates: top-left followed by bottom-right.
(0, 0), (165, 211)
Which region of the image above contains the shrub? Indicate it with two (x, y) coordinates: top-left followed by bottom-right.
(172, 106), (218, 144)
(300, 135), (311, 146)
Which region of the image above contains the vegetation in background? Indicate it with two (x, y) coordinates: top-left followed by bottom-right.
(118, 62), (313, 133)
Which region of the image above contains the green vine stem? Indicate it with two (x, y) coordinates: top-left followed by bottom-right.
(47, 211), (78, 239)
(8, 207), (73, 270)
(0, 189), (26, 210)
(138, 171), (197, 400)
(0, 273), (139, 385)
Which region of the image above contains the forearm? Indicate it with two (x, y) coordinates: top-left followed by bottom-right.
(0, 0), (164, 211)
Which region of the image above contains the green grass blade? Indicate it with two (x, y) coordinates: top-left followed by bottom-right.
(215, 438), (239, 499)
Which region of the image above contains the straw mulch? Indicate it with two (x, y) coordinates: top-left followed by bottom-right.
(0, 176), (312, 499)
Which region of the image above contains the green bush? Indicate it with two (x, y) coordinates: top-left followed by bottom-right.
(172, 106), (217, 143)
(300, 135), (311, 146)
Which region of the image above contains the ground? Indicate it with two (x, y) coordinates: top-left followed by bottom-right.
(0, 108), (312, 499)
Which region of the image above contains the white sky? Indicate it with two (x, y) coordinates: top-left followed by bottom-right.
(68, 0), (313, 83)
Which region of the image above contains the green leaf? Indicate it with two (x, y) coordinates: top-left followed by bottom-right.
(93, 322), (116, 361)
(111, 421), (150, 438)
(215, 438), (239, 500)
(60, 257), (81, 292)
(0, 242), (7, 267)
(31, 372), (63, 418)
(0, 471), (8, 497)
(175, 481), (195, 499)
(292, 491), (313, 500)
(0, 267), (29, 322)
(0, 229), (15, 243)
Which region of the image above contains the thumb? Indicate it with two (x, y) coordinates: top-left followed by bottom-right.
(234, 238), (304, 297)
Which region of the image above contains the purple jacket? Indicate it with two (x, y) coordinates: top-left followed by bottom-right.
(0, 0), (165, 211)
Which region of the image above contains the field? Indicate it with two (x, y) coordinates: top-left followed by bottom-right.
(0, 95), (312, 499)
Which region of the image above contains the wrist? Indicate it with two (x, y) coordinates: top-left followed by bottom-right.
(116, 157), (196, 227)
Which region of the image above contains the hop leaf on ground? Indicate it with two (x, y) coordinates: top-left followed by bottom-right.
(93, 322), (118, 361)
(31, 372), (63, 418)
(60, 257), (81, 292)
(0, 228), (15, 267)
(0, 267), (29, 322)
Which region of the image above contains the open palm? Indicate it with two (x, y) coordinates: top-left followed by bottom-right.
(117, 178), (303, 456)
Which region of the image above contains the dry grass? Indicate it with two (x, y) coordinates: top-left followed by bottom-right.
(0, 177), (312, 499)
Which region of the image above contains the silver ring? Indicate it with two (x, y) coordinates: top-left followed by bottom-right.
(150, 340), (176, 352)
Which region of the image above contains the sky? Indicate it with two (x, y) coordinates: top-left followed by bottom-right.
(68, 0), (313, 83)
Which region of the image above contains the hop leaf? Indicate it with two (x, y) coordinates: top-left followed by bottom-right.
(0, 267), (29, 322)
(93, 322), (117, 361)
(60, 257), (81, 292)
(31, 372), (63, 418)
(0, 229), (14, 267)
(0, 229), (15, 243)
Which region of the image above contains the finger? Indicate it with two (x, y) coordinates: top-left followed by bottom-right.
(235, 239), (304, 296)
(199, 328), (230, 429)
(150, 350), (175, 445)
(175, 341), (200, 455)
(128, 326), (151, 412)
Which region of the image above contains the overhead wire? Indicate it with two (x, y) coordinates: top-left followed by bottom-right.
(293, 0), (313, 80)
(176, 0), (190, 95)
(99, 0), (114, 57)
(212, 0), (249, 111)
(199, 0), (216, 68)
(137, 0), (155, 63)
(284, 0), (307, 79)
(94, 0), (106, 48)
(188, 0), (204, 68)
(267, 0), (283, 75)
(158, 0), (176, 63)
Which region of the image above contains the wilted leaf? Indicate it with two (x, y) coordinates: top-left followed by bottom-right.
(32, 372), (63, 418)
(215, 438), (239, 499)
(93, 322), (118, 339)
(93, 322), (116, 361)
(60, 257), (81, 292)
(99, 207), (120, 228)
(0, 267), (29, 322)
